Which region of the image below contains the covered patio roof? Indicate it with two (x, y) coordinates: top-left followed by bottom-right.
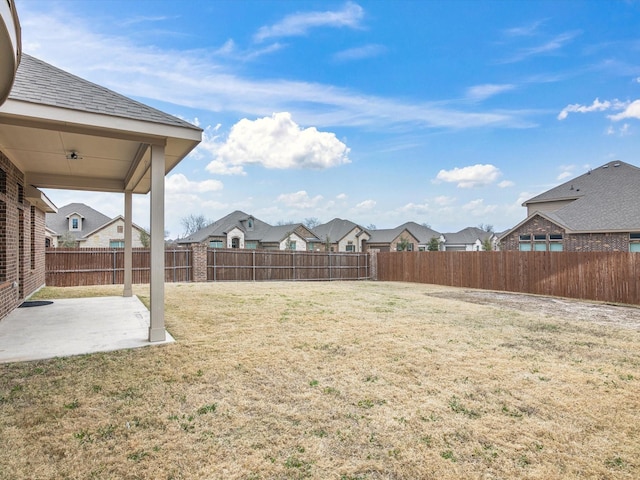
(0, 54), (202, 194)
(0, 53), (202, 343)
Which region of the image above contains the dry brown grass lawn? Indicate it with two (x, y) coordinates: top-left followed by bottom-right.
(1, 281), (639, 480)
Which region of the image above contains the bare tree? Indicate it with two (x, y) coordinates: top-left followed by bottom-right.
(181, 214), (210, 237)
(478, 223), (494, 233)
(304, 217), (321, 229)
(366, 223), (377, 231)
(421, 222), (432, 229)
(276, 220), (297, 226)
(58, 231), (78, 247)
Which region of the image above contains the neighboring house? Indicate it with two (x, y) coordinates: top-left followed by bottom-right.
(177, 210), (321, 251)
(395, 222), (442, 251)
(367, 226), (420, 252)
(0, 2), (202, 335)
(499, 161), (640, 252)
(441, 227), (496, 251)
(46, 203), (148, 248)
(366, 222), (441, 252)
(312, 218), (370, 252)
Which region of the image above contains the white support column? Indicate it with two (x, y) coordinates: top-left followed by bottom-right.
(123, 190), (133, 297)
(149, 144), (166, 342)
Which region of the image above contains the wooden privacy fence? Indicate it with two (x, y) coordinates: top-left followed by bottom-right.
(377, 251), (640, 305)
(207, 249), (369, 281)
(45, 248), (192, 287)
(45, 247), (370, 286)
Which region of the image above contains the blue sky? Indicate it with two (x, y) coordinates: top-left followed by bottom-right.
(16, 0), (640, 238)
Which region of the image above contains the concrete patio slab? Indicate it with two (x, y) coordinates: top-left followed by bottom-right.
(0, 296), (174, 364)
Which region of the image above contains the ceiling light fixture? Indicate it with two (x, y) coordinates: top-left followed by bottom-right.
(66, 151), (83, 160)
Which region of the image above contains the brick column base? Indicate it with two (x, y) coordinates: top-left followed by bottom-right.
(191, 243), (208, 282)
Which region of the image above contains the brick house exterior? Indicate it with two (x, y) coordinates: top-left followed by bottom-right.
(0, 150), (55, 320)
(500, 161), (640, 252)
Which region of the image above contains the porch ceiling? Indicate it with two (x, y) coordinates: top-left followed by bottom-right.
(0, 109), (201, 194)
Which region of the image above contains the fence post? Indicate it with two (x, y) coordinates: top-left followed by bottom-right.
(369, 250), (378, 281)
(190, 243), (208, 282)
(112, 249), (117, 285)
(252, 250), (256, 281)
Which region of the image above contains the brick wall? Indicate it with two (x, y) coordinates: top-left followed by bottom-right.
(0, 149), (48, 320)
(502, 214), (630, 252)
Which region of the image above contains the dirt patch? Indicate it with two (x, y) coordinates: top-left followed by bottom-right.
(425, 288), (640, 330)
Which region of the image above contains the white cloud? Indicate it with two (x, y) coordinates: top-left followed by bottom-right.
(277, 190), (324, 208)
(497, 180), (515, 188)
(435, 164), (502, 188)
(466, 84), (515, 101)
(462, 198), (497, 215)
(503, 20), (546, 37)
(399, 202), (430, 215)
(502, 31), (580, 63)
(165, 173), (223, 194)
(557, 171), (573, 180)
(434, 195), (456, 206)
(205, 160), (247, 176)
(608, 100), (640, 121)
(253, 2), (364, 42)
(336, 193), (348, 200)
(557, 98), (612, 120)
(355, 199), (376, 210)
(333, 44), (386, 63)
(210, 112), (350, 171)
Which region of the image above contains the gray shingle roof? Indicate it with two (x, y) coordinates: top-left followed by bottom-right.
(523, 161), (640, 232)
(395, 222), (441, 242)
(45, 203), (112, 240)
(178, 211), (272, 243)
(9, 54), (200, 130)
(368, 226), (408, 243)
(312, 218), (364, 242)
(442, 227), (492, 245)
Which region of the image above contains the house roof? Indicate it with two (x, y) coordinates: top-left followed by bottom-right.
(368, 226), (410, 244)
(177, 210), (272, 244)
(10, 55), (196, 130)
(520, 161), (640, 233)
(313, 218), (365, 243)
(395, 222), (441, 242)
(443, 227), (492, 246)
(0, 54), (202, 194)
(46, 203), (111, 240)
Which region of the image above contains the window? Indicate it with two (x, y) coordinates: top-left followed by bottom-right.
(288, 240), (297, 250)
(117, 225), (124, 233)
(533, 235), (546, 251)
(209, 240), (223, 248)
(231, 237), (240, 248)
(407, 243), (414, 251)
(245, 241), (258, 249)
(346, 242), (355, 252)
(519, 234), (532, 251)
(549, 234), (563, 252)
(248, 219), (253, 229)
(630, 233), (640, 252)
(109, 240), (125, 248)
(71, 218), (79, 230)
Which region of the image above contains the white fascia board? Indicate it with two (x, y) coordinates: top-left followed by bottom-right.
(0, 99), (201, 143)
